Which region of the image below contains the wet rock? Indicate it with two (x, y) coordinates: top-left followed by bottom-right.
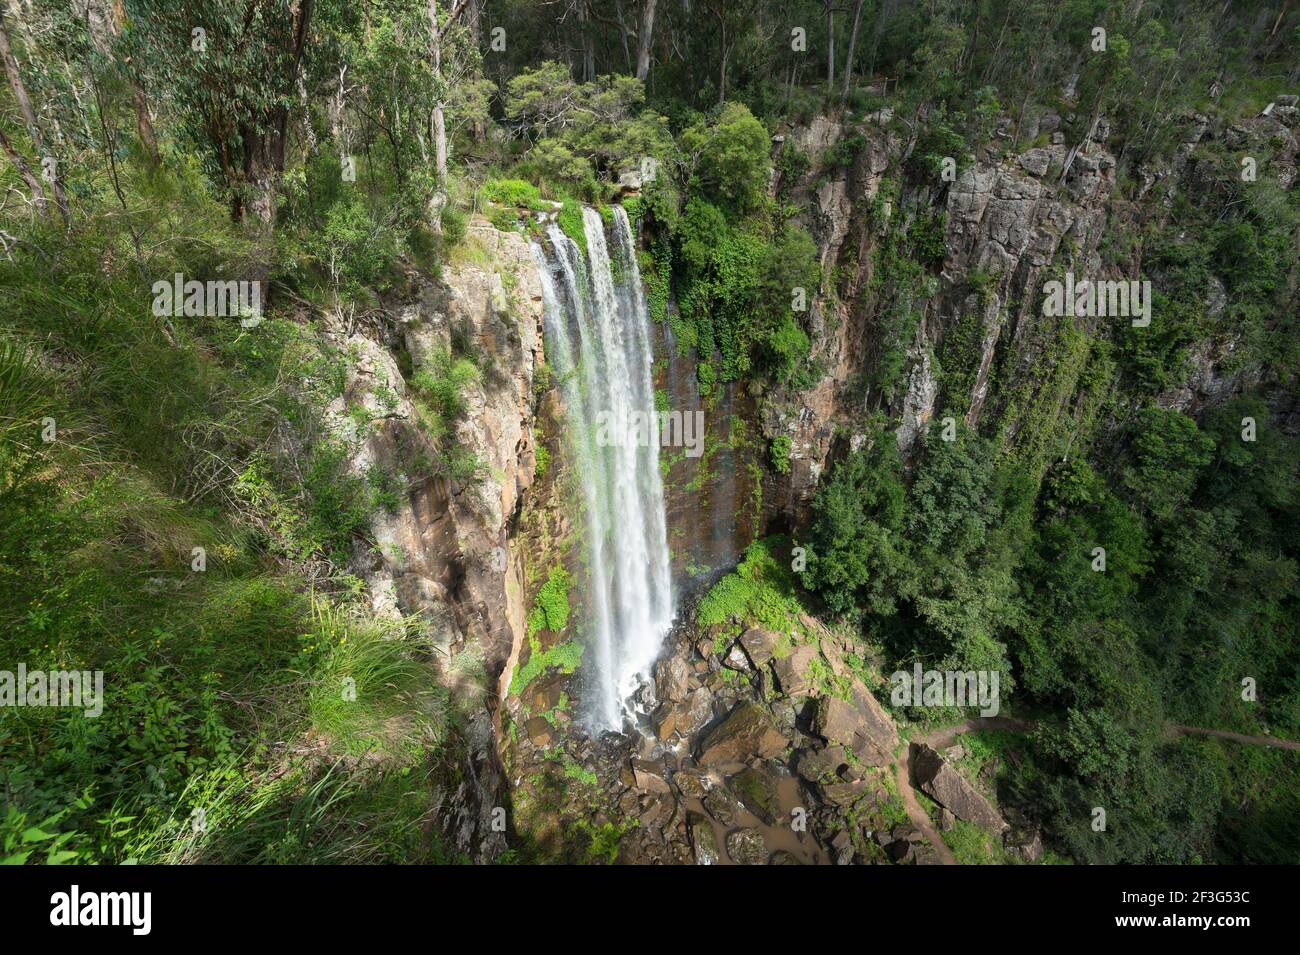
(770, 850), (802, 865)
(703, 787), (744, 828)
(687, 812), (720, 865)
(796, 744), (849, 783)
(524, 672), (566, 713)
(814, 680), (898, 766)
(739, 627), (781, 666)
(631, 759), (671, 794)
(653, 687), (714, 741)
(524, 716), (555, 748)
(654, 653), (692, 704)
(911, 743), (1008, 835)
(672, 767), (710, 800)
(772, 643), (820, 698)
(729, 766), (780, 826)
(725, 828), (770, 865)
(638, 792), (677, 833)
(697, 701), (787, 766)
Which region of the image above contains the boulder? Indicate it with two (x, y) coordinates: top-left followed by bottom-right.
(686, 812), (720, 865)
(796, 744), (849, 783)
(728, 766), (780, 826)
(814, 680), (898, 766)
(671, 768), (710, 800)
(1017, 148), (1052, 177)
(725, 828), (770, 865)
(821, 782), (867, 809)
(524, 716), (555, 748)
(653, 688), (713, 740)
(630, 759), (671, 794)
(696, 701), (787, 766)
(703, 787), (744, 828)
(653, 653), (692, 704)
(723, 643), (752, 673)
(911, 743), (1008, 835)
(739, 627), (781, 666)
(772, 643), (820, 698)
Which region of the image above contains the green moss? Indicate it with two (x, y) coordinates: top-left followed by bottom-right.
(696, 537), (806, 638)
(509, 639), (584, 697)
(557, 200), (588, 259)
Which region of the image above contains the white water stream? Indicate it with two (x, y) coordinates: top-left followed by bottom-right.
(531, 206), (673, 729)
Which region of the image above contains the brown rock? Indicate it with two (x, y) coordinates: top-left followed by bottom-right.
(911, 743), (1008, 835)
(524, 716), (555, 747)
(739, 627), (780, 666)
(631, 759), (671, 794)
(653, 688), (714, 741)
(654, 653), (691, 704)
(772, 643), (820, 697)
(696, 701), (787, 766)
(814, 679), (898, 766)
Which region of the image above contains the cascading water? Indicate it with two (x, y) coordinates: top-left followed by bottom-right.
(532, 206), (674, 730)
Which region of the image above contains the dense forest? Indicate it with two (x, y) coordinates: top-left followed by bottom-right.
(0, 0), (1296, 866)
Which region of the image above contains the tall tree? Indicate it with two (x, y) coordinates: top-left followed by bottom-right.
(635, 0), (656, 81)
(427, 0), (470, 226)
(841, 0), (865, 100)
(0, 12), (70, 221)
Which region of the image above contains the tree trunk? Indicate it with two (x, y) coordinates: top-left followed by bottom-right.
(0, 14), (69, 222)
(841, 0), (864, 101)
(717, 18), (728, 104)
(0, 122), (48, 216)
(636, 0), (657, 81)
(826, 2), (834, 92)
(429, 0), (448, 187)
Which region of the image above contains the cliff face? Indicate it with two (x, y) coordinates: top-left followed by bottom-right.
(761, 99), (1299, 524)
(330, 221), (545, 862)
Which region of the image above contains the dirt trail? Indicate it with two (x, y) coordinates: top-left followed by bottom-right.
(894, 748), (957, 864)
(1167, 724), (1300, 750)
(888, 717), (1297, 865)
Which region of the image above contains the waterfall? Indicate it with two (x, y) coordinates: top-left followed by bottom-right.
(531, 206), (674, 730)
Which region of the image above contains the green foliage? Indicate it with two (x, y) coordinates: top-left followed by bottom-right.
(482, 178), (547, 210)
(801, 438), (906, 616)
(681, 102), (772, 216)
(696, 538), (806, 638)
(769, 435), (792, 475)
(509, 640), (584, 698)
(527, 566), (572, 639)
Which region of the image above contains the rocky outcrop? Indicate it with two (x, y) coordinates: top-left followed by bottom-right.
(697, 701), (788, 766)
(814, 680), (899, 767)
(725, 827), (771, 865)
(333, 218), (545, 863)
(911, 743), (1008, 835)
